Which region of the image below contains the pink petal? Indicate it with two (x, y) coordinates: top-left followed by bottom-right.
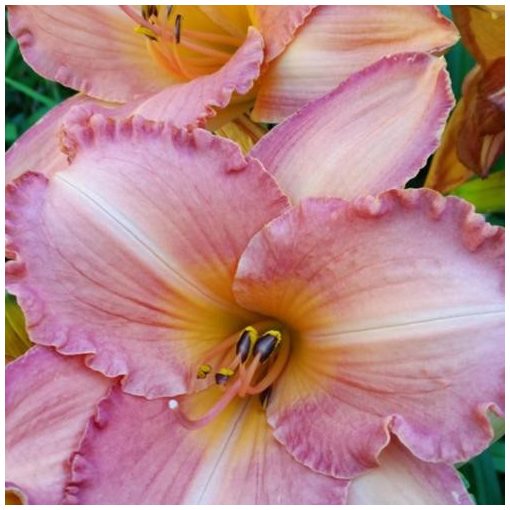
(8, 6), (177, 101)
(6, 346), (111, 504)
(131, 27), (264, 126)
(6, 117), (289, 399)
(6, 30), (264, 186)
(250, 6), (315, 62)
(65, 386), (347, 504)
(348, 439), (472, 504)
(5, 94), (106, 184)
(251, 53), (454, 203)
(253, 5), (459, 122)
(233, 189), (504, 478)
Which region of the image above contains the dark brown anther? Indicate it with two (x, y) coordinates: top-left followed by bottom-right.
(236, 330), (252, 363)
(147, 5), (158, 18)
(253, 332), (281, 363)
(175, 14), (182, 43)
(259, 386), (272, 409)
(166, 5), (173, 19)
(215, 368), (234, 385)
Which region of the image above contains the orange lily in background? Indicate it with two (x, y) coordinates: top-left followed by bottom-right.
(426, 5), (505, 193)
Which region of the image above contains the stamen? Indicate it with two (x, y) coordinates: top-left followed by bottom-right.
(246, 337), (290, 395)
(253, 330), (282, 363)
(135, 25), (158, 41)
(235, 326), (257, 363)
(215, 367), (234, 385)
(196, 364), (211, 379)
(238, 352), (262, 397)
(175, 14), (182, 44)
(259, 386), (272, 409)
(120, 6), (163, 36)
(166, 5), (173, 20)
(169, 379), (242, 430)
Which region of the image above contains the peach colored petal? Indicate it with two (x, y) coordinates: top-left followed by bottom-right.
(6, 347), (111, 504)
(248, 6), (314, 62)
(131, 27), (264, 126)
(6, 30), (264, 187)
(6, 116), (289, 399)
(252, 5), (458, 122)
(251, 53), (454, 203)
(65, 387), (347, 504)
(233, 189), (503, 478)
(8, 6), (176, 102)
(348, 439), (472, 504)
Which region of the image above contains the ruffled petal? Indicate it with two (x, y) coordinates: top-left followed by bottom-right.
(65, 386), (347, 504)
(5, 94), (108, 184)
(252, 5), (459, 122)
(6, 117), (289, 399)
(6, 347), (111, 504)
(8, 6), (177, 101)
(248, 6), (314, 62)
(6, 30), (264, 186)
(233, 189), (504, 478)
(131, 27), (264, 127)
(347, 439), (472, 504)
(251, 53), (454, 203)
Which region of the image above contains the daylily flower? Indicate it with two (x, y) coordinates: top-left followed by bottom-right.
(8, 5), (458, 124)
(6, 55), (503, 504)
(426, 5), (505, 193)
(6, 5), (459, 185)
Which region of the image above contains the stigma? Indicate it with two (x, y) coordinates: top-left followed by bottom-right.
(169, 324), (290, 430)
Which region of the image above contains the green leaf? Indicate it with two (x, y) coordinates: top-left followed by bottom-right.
(471, 450), (503, 505)
(5, 37), (19, 73)
(5, 76), (57, 108)
(5, 123), (18, 143)
(450, 171), (505, 214)
(489, 441), (505, 473)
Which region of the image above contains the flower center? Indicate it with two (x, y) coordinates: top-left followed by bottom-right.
(121, 5), (246, 80)
(169, 323), (291, 429)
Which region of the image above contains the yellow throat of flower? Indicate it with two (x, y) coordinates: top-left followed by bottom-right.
(169, 323), (291, 429)
(121, 5), (251, 80)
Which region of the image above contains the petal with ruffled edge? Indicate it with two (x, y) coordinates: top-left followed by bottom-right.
(233, 189), (504, 479)
(6, 346), (111, 504)
(347, 439), (472, 504)
(131, 27), (264, 127)
(252, 6), (458, 122)
(5, 94), (108, 184)
(6, 117), (289, 399)
(8, 6), (178, 102)
(65, 386), (347, 504)
(251, 53), (453, 203)
(248, 6), (314, 62)
(6, 29), (264, 185)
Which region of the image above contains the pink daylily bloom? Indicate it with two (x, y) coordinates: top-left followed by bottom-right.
(8, 5), (458, 124)
(6, 55), (503, 504)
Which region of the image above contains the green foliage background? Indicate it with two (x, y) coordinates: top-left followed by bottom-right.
(5, 7), (505, 505)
